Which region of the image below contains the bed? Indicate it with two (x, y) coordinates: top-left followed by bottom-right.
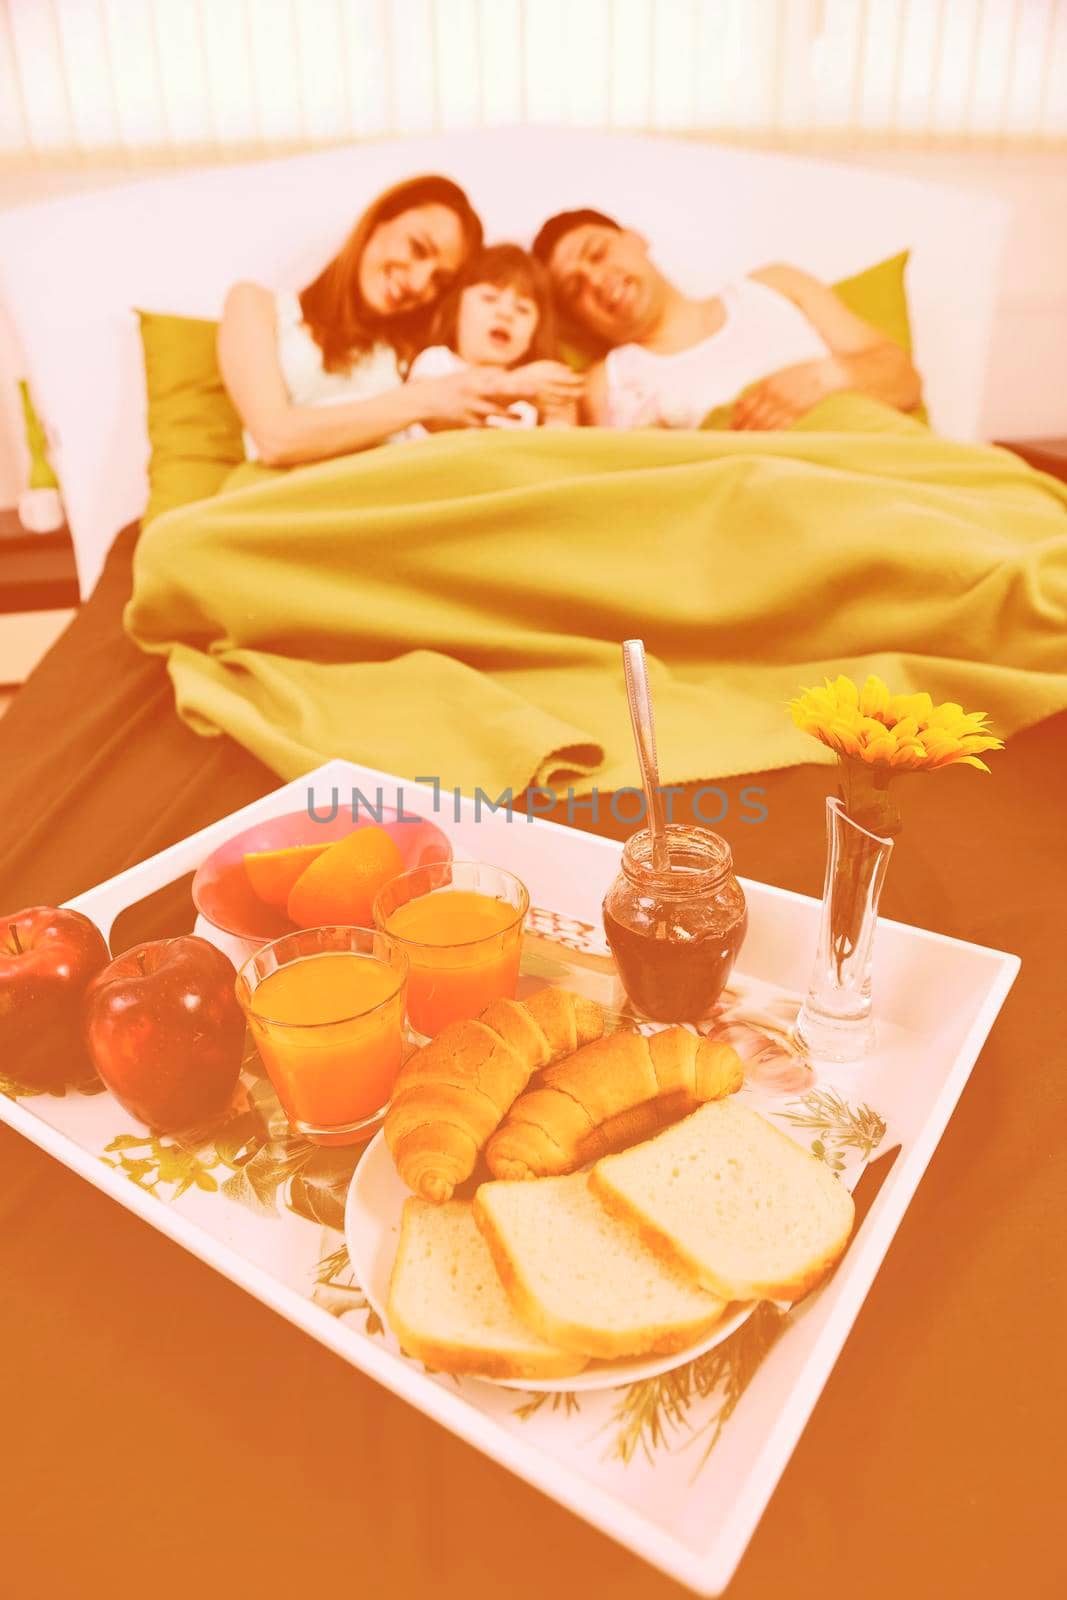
(1, 132), (1064, 1599)
(0, 127), (1008, 597)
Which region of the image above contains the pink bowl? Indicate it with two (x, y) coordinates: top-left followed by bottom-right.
(192, 805), (451, 944)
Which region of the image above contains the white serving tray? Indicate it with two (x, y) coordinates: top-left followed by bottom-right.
(0, 759), (1019, 1595)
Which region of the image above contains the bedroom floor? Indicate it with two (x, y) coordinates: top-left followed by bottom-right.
(0, 608), (76, 720)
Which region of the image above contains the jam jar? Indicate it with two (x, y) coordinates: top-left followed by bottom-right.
(603, 824), (748, 1022)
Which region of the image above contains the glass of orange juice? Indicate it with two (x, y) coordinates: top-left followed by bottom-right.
(373, 861), (529, 1039)
(235, 926), (408, 1146)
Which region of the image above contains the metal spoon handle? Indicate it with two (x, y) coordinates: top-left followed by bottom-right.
(622, 639), (669, 871)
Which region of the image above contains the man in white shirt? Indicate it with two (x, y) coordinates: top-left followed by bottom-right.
(531, 209), (921, 430)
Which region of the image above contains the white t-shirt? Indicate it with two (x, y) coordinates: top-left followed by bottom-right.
(603, 277), (829, 430)
(243, 289), (402, 460)
(400, 344), (538, 440)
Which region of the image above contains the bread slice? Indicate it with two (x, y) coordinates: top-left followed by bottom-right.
(386, 1197), (589, 1380)
(473, 1173), (726, 1359)
(590, 1100), (855, 1303)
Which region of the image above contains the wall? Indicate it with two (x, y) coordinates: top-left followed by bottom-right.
(4, 0), (1066, 152)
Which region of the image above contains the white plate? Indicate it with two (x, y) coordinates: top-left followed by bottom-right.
(344, 1128), (757, 1392)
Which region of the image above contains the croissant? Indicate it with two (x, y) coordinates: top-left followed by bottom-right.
(384, 987), (605, 1203)
(485, 1030), (743, 1181)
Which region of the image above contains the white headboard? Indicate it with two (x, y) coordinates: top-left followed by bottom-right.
(0, 127), (1008, 597)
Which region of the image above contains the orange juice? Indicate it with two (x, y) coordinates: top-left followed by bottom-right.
(384, 889), (524, 1036)
(245, 952), (405, 1140)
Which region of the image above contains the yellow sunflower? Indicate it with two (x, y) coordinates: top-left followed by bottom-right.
(789, 674), (1004, 773)
(789, 676), (1004, 980)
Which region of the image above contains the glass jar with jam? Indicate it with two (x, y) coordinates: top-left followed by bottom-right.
(603, 824), (748, 1022)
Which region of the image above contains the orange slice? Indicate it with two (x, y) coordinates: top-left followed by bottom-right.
(287, 826), (406, 929)
(243, 842), (332, 908)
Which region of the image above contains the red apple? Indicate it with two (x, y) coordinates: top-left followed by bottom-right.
(1, 906), (110, 1087)
(84, 935), (245, 1132)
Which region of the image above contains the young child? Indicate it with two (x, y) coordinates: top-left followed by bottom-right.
(404, 243), (582, 434)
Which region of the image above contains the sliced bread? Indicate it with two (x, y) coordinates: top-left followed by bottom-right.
(473, 1173), (726, 1359)
(590, 1100), (855, 1303)
(386, 1196), (589, 1380)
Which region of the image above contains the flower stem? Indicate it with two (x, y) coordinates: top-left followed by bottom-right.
(837, 759), (902, 839)
(831, 762), (900, 982)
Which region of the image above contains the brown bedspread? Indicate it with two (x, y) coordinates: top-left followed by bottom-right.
(1, 522), (1063, 1599)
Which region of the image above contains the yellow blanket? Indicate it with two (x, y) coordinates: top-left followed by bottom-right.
(125, 397), (1067, 797)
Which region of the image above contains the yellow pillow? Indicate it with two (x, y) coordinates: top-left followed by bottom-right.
(832, 250), (915, 354)
(702, 251), (925, 429)
(18, 381), (59, 489)
(138, 310), (245, 525)
(558, 336), (598, 374)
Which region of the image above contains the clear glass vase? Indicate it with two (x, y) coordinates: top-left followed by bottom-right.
(795, 797), (895, 1063)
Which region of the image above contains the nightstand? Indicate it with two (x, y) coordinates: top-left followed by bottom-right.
(0, 508), (80, 688)
(995, 437), (1067, 483)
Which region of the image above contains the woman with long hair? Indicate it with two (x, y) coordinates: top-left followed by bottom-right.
(219, 174), (531, 465)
